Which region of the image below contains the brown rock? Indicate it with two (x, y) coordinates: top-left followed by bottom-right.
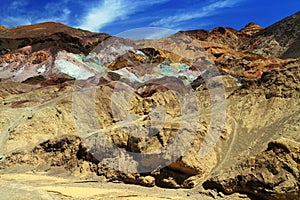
(0, 22), (110, 55)
(203, 138), (300, 200)
(240, 22), (263, 36)
(0, 13), (299, 200)
(182, 26), (249, 49)
(241, 11), (300, 58)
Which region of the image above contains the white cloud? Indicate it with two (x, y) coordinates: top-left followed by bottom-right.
(0, 0), (243, 34)
(78, 0), (171, 32)
(36, 8), (71, 24)
(78, 0), (129, 32)
(35, 1), (71, 24)
(0, 0), (31, 27)
(9, 0), (28, 10)
(1, 16), (32, 27)
(151, 0), (242, 27)
(0, 0), (71, 27)
(115, 27), (178, 40)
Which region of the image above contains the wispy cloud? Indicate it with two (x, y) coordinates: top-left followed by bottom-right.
(35, 8), (71, 24)
(9, 0), (28, 10)
(0, 0), (71, 27)
(115, 27), (178, 40)
(1, 16), (32, 27)
(39, 0), (71, 23)
(151, 0), (243, 28)
(0, 0), (31, 27)
(78, 0), (171, 32)
(0, 0), (245, 35)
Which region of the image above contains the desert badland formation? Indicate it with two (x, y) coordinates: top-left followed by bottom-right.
(0, 11), (299, 200)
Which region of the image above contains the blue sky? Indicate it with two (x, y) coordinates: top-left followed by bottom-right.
(0, 0), (299, 36)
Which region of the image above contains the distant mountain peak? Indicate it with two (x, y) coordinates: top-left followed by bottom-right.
(0, 22), (110, 56)
(245, 22), (259, 27)
(14, 22), (69, 29)
(241, 11), (300, 58)
(240, 22), (263, 36)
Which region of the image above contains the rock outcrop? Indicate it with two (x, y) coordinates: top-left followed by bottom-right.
(0, 11), (299, 200)
(240, 22), (263, 36)
(241, 11), (300, 58)
(181, 26), (249, 49)
(0, 22), (110, 55)
(203, 139), (300, 200)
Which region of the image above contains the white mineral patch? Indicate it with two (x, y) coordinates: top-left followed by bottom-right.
(15, 66), (25, 77)
(131, 49), (145, 56)
(37, 65), (46, 73)
(114, 68), (142, 83)
(1, 63), (9, 68)
(55, 59), (95, 80)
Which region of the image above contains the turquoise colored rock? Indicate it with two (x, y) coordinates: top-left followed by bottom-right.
(74, 54), (106, 73)
(177, 64), (189, 73)
(155, 64), (176, 76)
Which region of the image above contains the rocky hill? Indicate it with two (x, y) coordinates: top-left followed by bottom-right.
(0, 22), (109, 55)
(0, 12), (299, 200)
(181, 22), (263, 49)
(241, 11), (300, 58)
(184, 11), (300, 60)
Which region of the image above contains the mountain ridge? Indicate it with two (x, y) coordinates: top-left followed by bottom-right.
(1, 12), (298, 83)
(0, 22), (110, 55)
(241, 11), (300, 58)
(0, 11), (299, 200)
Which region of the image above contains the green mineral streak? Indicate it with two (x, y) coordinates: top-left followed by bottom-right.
(188, 74), (196, 82)
(55, 59), (94, 80)
(74, 54), (100, 65)
(177, 64), (189, 72)
(86, 62), (106, 73)
(237, 82), (243, 87)
(156, 64), (175, 76)
(74, 54), (85, 61)
(74, 54), (105, 73)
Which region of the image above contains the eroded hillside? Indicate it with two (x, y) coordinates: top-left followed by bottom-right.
(0, 12), (299, 200)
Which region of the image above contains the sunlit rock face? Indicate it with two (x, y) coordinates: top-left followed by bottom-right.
(0, 22), (110, 83)
(0, 12), (300, 200)
(0, 21), (294, 84)
(240, 22), (263, 36)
